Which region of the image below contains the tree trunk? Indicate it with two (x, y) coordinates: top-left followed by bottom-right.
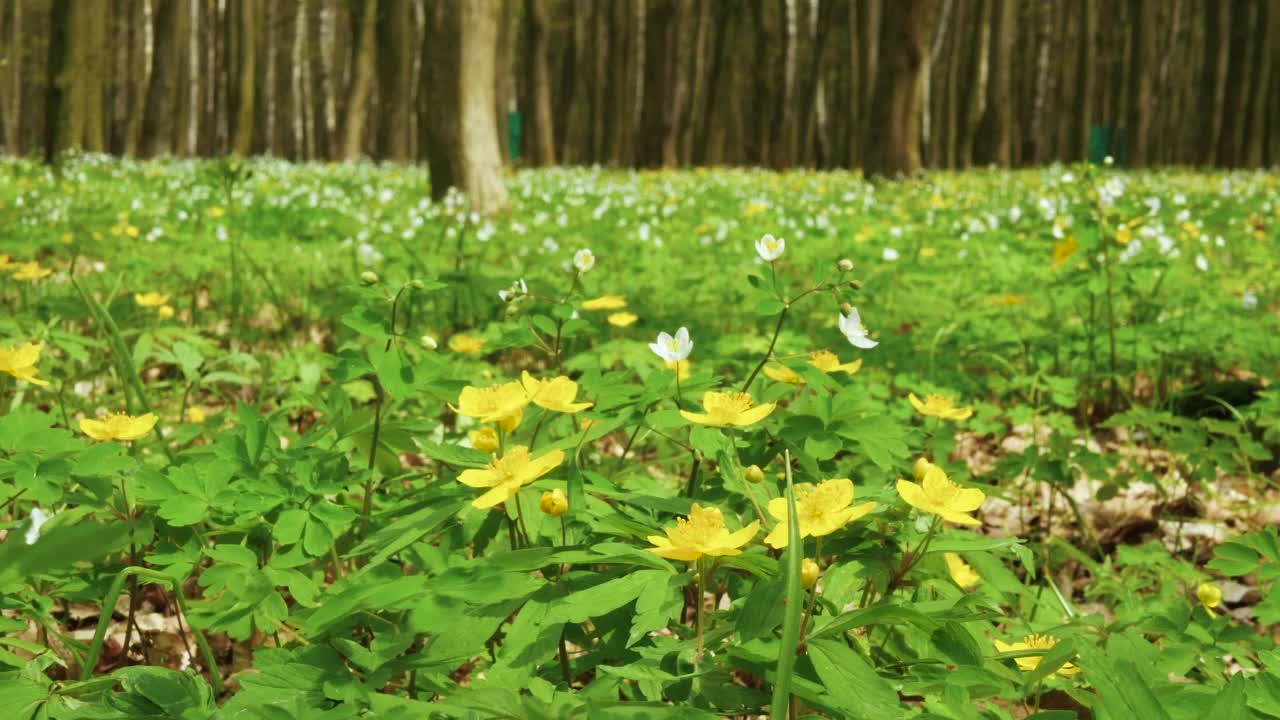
(340, 0), (377, 160)
(376, 0), (414, 162)
(1124, 0), (1154, 165)
(523, 0), (556, 164)
(231, 0), (258, 156)
(972, 0), (1011, 165)
(861, 0), (938, 177)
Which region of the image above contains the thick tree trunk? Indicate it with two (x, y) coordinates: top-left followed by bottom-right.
(231, 0), (258, 156)
(340, 0), (377, 160)
(972, 0), (1011, 166)
(523, 0), (556, 165)
(1124, 0), (1154, 166)
(376, 0), (414, 162)
(861, 0), (937, 177)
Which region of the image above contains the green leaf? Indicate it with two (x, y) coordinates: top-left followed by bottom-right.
(1208, 541), (1261, 576)
(808, 637), (905, 718)
(0, 521), (132, 586)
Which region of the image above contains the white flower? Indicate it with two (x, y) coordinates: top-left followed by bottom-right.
(882, 248), (900, 262)
(1243, 291), (1259, 310)
(1195, 254), (1209, 272)
(755, 234), (785, 262)
(649, 327), (693, 363)
(574, 248), (596, 273)
(839, 309), (878, 349)
(25, 508), (51, 545)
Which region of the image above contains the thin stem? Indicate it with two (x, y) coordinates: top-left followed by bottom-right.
(694, 557), (707, 671)
(360, 379), (385, 541)
(742, 306), (789, 393)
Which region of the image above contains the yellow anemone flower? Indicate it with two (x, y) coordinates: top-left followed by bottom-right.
(607, 311), (638, 327)
(79, 412), (159, 442)
(896, 463), (985, 525)
(448, 334), (486, 354)
(581, 295), (627, 311)
(945, 553), (981, 590)
(808, 350), (862, 375)
(1051, 235), (1078, 269)
(1197, 582), (1223, 617)
(764, 478), (876, 548)
(666, 359), (692, 380)
(158, 305), (176, 320)
(12, 261), (52, 281)
(646, 504), (760, 562)
(680, 391), (776, 428)
(992, 293), (1027, 306)
(908, 392), (973, 421)
(185, 407), (207, 424)
(0, 343), (50, 386)
(520, 371), (592, 414)
(993, 634), (1080, 677)
(469, 426), (500, 453)
(0, 254), (13, 270)
(457, 445), (565, 509)
(134, 292), (170, 308)
(451, 382), (529, 423)
(764, 364), (805, 385)
(539, 488), (568, 517)
(801, 558), (820, 589)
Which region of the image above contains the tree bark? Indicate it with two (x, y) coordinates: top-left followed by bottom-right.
(972, 0), (1011, 166)
(340, 0), (378, 160)
(376, 0), (414, 162)
(231, 0), (258, 156)
(861, 0), (938, 177)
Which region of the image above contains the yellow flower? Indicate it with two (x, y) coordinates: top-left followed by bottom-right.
(1051, 235), (1078, 269)
(896, 463), (985, 525)
(1197, 582), (1223, 617)
(497, 408), (523, 433)
(646, 504), (759, 562)
(185, 407), (207, 424)
(908, 392), (973, 421)
(801, 558), (820, 589)
(808, 350), (862, 375)
(992, 293), (1027, 306)
(451, 382), (529, 424)
(993, 634), (1080, 677)
(1115, 226), (1133, 245)
(945, 553), (981, 590)
(0, 343), (50, 386)
(540, 488), (568, 517)
(457, 445), (565, 509)
(470, 426), (500, 453)
(520, 371), (592, 413)
(448, 334), (486, 354)
(765, 478), (876, 548)
(135, 292), (169, 308)
(919, 247), (937, 258)
(607, 312), (638, 327)
(666, 359), (692, 380)
(581, 295), (627, 311)
(764, 364), (805, 385)
(913, 457), (935, 481)
(0, 254), (12, 271)
(208, 206), (225, 218)
(158, 305), (176, 320)
(680, 391), (776, 428)
(79, 412), (159, 442)
(12, 261), (52, 281)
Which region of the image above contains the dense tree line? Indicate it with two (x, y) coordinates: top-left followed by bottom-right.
(3, 0), (1277, 181)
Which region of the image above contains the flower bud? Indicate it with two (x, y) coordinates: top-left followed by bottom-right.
(158, 305), (175, 320)
(470, 426), (500, 453)
(360, 271), (379, 285)
(847, 280), (862, 291)
(744, 464), (765, 484)
(407, 279), (426, 290)
(498, 409), (523, 433)
(913, 457), (935, 481)
(540, 488), (569, 517)
(419, 335), (438, 350)
(837, 258), (854, 272)
(840, 302), (854, 315)
(801, 558), (820, 589)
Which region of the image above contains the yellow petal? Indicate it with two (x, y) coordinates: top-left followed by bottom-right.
(679, 410), (715, 425)
(472, 483), (517, 509)
(896, 479), (928, 511)
(764, 521), (790, 549)
(733, 402), (776, 427)
(457, 468), (499, 488)
(79, 418), (112, 441)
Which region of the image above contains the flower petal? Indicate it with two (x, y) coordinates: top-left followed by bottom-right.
(896, 479), (928, 512)
(733, 402), (776, 426)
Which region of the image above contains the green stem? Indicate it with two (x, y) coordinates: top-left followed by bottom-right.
(82, 567), (221, 696)
(742, 306), (789, 393)
(770, 449), (804, 719)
